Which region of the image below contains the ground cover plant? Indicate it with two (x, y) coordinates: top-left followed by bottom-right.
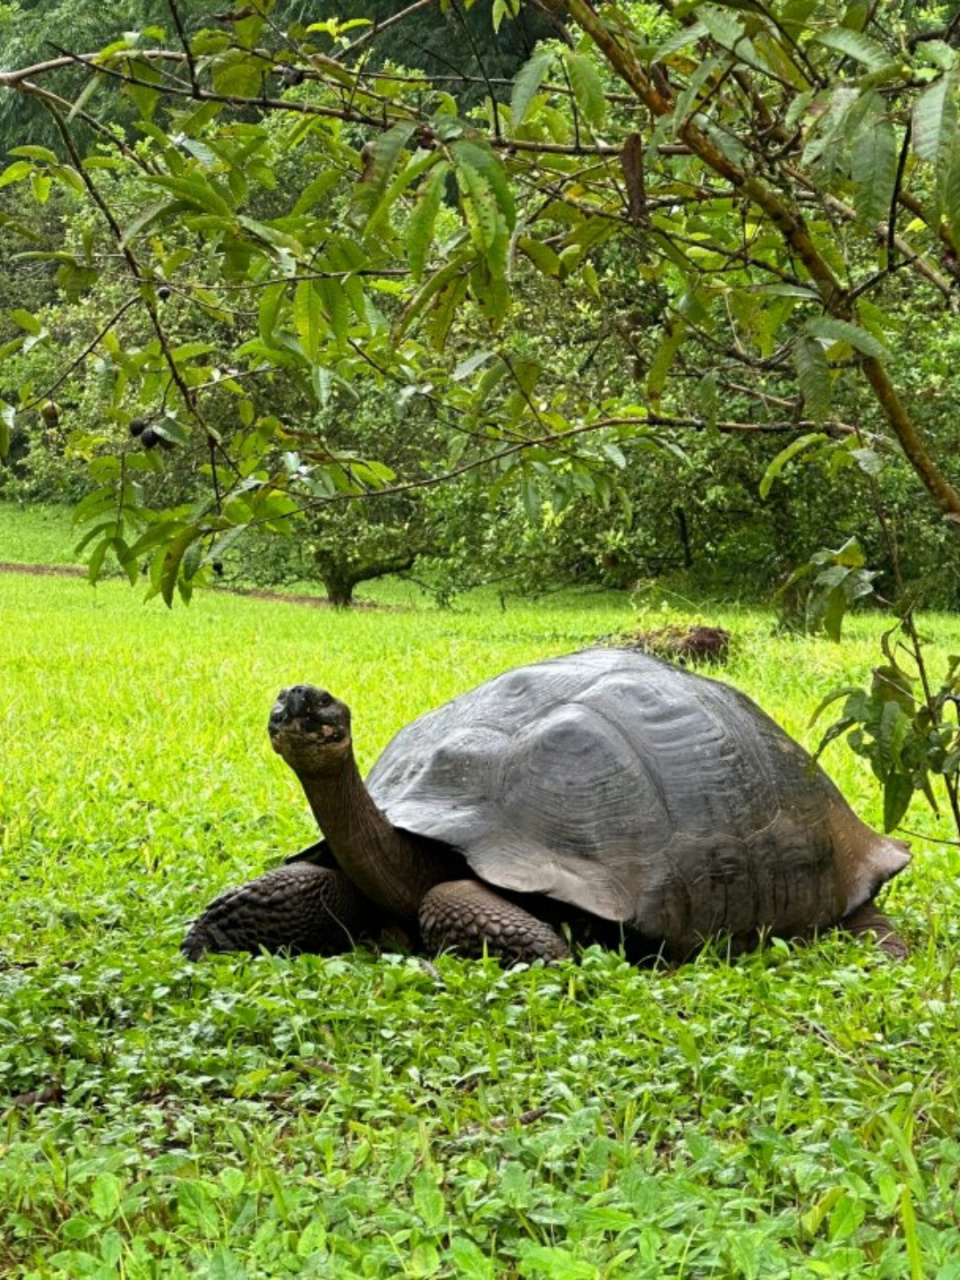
(3, 505), (960, 1278)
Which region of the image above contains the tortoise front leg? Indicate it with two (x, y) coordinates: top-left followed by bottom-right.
(182, 862), (376, 960)
(419, 880), (569, 963)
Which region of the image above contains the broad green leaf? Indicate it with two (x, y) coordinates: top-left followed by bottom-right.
(455, 161), (507, 273)
(793, 335), (832, 423)
(0, 160), (34, 190)
(453, 350), (495, 381)
(470, 260), (510, 328)
(293, 280), (324, 361)
(179, 138), (218, 169)
(696, 372), (718, 428)
(170, 341), (217, 360)
(451, 140), (516, 229)
(57, 256), (100, 302)
(315, 277), (350, 352)
(120, 200), (178, 246)
(394, 253), (471, 341)
(446, 1238), (493, 1280)
(9, 145), (58, 162)
(511, 49), (555, 129)
(883, 772), (914, 832)
(76, 520), (119, 556)
(125, 56), (162, 121)
(669, 58), (722, 136)
(808, 685), (863, 727)
(698, 7), (746, 51)
(258, 281), (286, 347)
(9, 309), (41, 334)
(851, 118), (898, 229)
(759, 433), (829, 498)
(426, 272), (470, 348)
(877, 698), (912, 775)
(517, 1243), (597, 1279)
(822, 585), (848, 641)
(492, 0), (519, 32)
(457, 163), (497, 250)
(407, 162), (449, 280)
(912, 68), (960, 164)
(814, 28), (894, 70)
(412, 1172), (445, 1229)
(205, 1247), (249, 1280)
(757, 283), (820, 299)
(90, 1173), (122, 1221)
(364, 148), (438, 241)
(818, 536), (866, 568)
(0, 401), (12, 460)
(211, 49), (264, 97)
(805, 316), (889, 358)
(156, 526), (201, 608)
(654, 21), (708, 60)
(802, 85), (860, 168)
(292, 170), (342, 216)
(851, 446), (883, 476)
(61, 1216), (98, 1241)
(150, 174), (234, 216)
(563, 51), (607, 129)
(117, 521), (184, 568)
(72, 486), (117, 527)
(916, 40), (958, 73)
(517, 236), (561, 276)
(940, 132), (960, 244)
(580, 260), (600, 297)
(352, 121), (417, 225)
(828, 1192), (866, 1241)
(646, 322), (685, 404)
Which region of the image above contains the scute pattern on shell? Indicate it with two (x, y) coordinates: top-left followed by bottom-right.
(363, 649), (862, 949)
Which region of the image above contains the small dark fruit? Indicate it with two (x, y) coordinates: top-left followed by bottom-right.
(280, 66), (304, 86)
(141, 426), (160, 449)
(212, 560), (224, 576)
(157, 285), (171, 300)
(129, 418), (148, 437)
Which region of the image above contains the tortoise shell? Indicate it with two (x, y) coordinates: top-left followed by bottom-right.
(352, 649), (907, 949)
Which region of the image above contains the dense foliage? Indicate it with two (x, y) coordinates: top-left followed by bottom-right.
(2, 0), (960, 603)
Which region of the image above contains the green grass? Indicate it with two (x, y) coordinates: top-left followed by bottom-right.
(0, 503), (78, 566)
(3, 505), (960, 1278)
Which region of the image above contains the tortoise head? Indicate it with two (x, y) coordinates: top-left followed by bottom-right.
(269, 685), (353, 777)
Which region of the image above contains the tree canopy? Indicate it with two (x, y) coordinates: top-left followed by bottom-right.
(2, 0), (960, 605)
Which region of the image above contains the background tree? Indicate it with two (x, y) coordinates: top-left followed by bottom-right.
(2, 0), (960, 614)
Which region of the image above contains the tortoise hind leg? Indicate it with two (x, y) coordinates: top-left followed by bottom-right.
(840, 902), (908, 959)
(419, 880), (569, 963)
(182, 862), (375, 960)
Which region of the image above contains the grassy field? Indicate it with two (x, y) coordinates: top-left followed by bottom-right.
(2, 503), (960, 1278)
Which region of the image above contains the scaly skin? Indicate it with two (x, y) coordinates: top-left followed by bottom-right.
(181, 862), (377, 960)
(419, 880), (569, 962)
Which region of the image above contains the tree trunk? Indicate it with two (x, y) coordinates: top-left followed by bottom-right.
(313, 547), (422, 608)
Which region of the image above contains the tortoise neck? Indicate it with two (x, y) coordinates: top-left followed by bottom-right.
(298, 753), (445, 922)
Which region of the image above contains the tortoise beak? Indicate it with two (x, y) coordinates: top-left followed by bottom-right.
(268, 685), (344, 742)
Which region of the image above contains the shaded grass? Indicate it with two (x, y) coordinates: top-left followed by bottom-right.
(2, 509), (960, 1277)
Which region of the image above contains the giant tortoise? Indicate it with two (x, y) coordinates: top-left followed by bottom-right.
(182, 648), (910, 963)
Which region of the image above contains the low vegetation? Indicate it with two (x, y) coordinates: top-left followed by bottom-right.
(1, 505), (959, 1278)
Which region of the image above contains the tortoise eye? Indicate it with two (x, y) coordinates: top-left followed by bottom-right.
(318, 692), (332, 708)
